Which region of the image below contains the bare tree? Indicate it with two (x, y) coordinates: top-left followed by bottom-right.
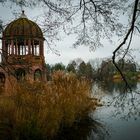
(0, 0), (140, 87)
(0, 0), (128, 48)
(112, 0), (140, 91)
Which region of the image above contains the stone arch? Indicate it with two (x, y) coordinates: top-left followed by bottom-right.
(15, 68), (26, 81)
(0, 72), (5, 93)
(0, 73), (5, 85)
(34, 69), (42, 81)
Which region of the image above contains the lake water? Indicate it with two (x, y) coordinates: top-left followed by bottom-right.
(91, 81), (140, 140)
(55, 81), (140, 140)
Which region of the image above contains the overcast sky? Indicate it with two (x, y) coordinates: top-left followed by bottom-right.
(0, 3), (140, 65)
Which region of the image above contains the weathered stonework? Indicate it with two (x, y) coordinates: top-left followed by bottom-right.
(0, 11), (46, 93)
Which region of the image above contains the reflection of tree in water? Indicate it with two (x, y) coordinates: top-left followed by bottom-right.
(97, 81), (140, 120)
(53, 116), (108, 140)
(110, 91), (140, 120)
(98, 81), (137, 94)
(113, 81), (137, 93)
(98, 81), (115, 94)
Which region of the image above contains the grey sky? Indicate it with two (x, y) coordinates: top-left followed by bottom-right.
(0, 3), (140, 65)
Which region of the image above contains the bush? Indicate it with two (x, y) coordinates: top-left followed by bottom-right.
(0, 71), (99, 139)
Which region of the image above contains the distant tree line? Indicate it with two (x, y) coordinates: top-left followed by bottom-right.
(96, 58), (138, 81)
(45, 58), (140, 82)
(45, 60), (94, 81)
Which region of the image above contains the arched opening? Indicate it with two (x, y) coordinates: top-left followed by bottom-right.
(0, 73), (5, 93)
(0, 73), (5, 85)
(34, 69), (42, 81)
(15, 68), (26, 81)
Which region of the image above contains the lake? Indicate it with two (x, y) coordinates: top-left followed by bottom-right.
(91, 81), (140, 140)
(55, 81), (140, 140)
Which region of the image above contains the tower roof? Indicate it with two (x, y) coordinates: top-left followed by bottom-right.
(3, 11), (43, 39)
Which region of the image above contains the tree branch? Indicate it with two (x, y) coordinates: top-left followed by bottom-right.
(112, 0), (139, 90)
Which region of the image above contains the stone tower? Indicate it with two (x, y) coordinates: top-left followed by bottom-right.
(0, 11), (46, 89)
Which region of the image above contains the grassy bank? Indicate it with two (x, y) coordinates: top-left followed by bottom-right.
(0, 71), (99, 140)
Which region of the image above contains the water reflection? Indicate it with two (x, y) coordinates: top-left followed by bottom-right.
(95, 81), (140, 119)
(53, 116), (108, 140)
(92, 81), (140, 140)
(54, 81), (140, 140)
(97, 80), (137, 94)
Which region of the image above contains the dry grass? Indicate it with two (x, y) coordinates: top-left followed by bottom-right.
(0, 71), (99, 140)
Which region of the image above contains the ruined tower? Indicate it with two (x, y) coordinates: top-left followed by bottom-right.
(0, 11), (46, 89)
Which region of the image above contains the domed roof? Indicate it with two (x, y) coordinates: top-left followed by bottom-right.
(3, 11), (43, 39)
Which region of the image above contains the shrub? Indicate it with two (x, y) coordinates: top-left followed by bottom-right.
(0, 71), (99, 139)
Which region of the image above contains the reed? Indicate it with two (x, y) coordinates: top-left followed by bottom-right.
(0, 71), (99, 139)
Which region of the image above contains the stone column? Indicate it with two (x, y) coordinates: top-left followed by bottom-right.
(8, 44), (10, 55)
(18, 45), (20, 55)
(11, 40), (14, 54)
(40, 40), (44, 56)
(21, 45), (23, 55)
(2, 39), (6, 63)
(15, 39), (17, 55)
(24, 39), (26, 55)
(32, 40), (34, 55)
(38, 40), (41, 56)
(28, 39), (31, 55)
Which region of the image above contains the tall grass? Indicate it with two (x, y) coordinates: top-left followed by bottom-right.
(0, 71), (99, 140)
